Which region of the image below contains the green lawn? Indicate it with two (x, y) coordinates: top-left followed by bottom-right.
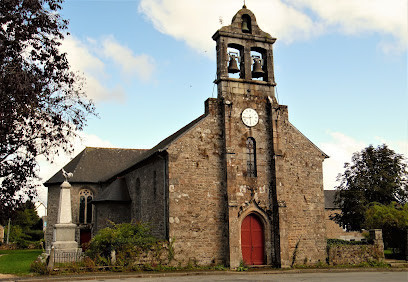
(0, 249), (42, 275)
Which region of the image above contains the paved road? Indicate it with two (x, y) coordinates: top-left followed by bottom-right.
(72, 271), (407, 282)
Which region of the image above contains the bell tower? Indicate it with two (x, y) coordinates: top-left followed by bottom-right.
(212, 6), (277, 98)
(212, 6), (282, 268)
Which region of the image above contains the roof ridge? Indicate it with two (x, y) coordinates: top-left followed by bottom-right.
(84, 146), (149, 151)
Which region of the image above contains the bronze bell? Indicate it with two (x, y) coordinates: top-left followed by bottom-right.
(228, 55), (240, 74)
(252, 58), (264, 78)
(242, 18), (250, 33)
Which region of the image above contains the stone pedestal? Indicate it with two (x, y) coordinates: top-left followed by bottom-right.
(53, 223), (78, 252)
(52, 180), (81, 253)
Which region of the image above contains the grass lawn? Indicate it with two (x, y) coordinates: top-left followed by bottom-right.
(0, 249), (42, 275)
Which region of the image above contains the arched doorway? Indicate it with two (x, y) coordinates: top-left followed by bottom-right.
(241, 213), (265, 265)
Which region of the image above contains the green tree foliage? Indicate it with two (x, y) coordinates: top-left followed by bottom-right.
(86, 223), (157, 266)
(4, 201), (43, 248)
(0, 0), (96, 224)
(334, 144), (408, 231)
(365, 202), (408, 250)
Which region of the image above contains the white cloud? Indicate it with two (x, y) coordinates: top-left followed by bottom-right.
(35, 132), (116, 216)
(320, 132), (366, 190)
(289, 0), (408, 53)
(138, 0), (407, 54)
(60, 36), (156, 103)
(319, 132), (408, 191)
(102, 36), (155, 81)
(139, 0), (317, 55)
(60, 36), (126, 102)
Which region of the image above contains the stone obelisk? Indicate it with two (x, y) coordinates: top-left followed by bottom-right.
(52, 169), (81, 253)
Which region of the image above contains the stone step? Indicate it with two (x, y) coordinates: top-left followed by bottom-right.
(385, 259), (408, 268)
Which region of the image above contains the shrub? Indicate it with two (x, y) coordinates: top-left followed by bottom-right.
(327, 239), (370, 247)
(30, 258), (49, 275)
(86, 222), (157, 266)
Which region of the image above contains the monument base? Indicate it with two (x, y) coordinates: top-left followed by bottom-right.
(52, 223), (82, 254)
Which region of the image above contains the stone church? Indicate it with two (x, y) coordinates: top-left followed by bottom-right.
(45, 6), (328, 268)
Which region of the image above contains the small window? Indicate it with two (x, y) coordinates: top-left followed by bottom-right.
(79, 189), (93, 224)
(153, 171), (157, 197)
(246, 137), (257, 177)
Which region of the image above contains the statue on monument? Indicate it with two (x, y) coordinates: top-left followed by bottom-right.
(61, 168), (73, 182)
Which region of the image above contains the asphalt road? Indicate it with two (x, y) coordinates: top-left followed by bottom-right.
(71, 271), (408, 282)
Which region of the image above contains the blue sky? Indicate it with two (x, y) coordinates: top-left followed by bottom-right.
(36, 0), (407, 212)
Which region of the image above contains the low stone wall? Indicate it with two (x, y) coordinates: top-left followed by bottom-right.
(327, 229), (384, 265)
(131, 242), (172, 267)
(328, 244), (383, 265)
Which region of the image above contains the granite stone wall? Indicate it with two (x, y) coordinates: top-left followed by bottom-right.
(166, 99), (229, 266)
(272, 105), (327, 267)
(125, 155), (168, 240)
(328, 244), (384, 265)
(165, 94), (327, 268)
(327, 229), (384, 265)
(93, 202), (131, 232)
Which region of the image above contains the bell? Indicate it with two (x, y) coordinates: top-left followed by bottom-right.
(252, 58), (265, 78)
(242, 19), (250, 33)
(228, 56), (240, 73)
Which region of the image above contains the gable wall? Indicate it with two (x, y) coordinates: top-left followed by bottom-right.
(274, 111), (327, 266)
(166, 100), (229, 265)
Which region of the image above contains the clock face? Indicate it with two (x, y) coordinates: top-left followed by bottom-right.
(241, 108), (259, 127)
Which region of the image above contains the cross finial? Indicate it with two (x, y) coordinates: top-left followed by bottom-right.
(243, 0), (246, 8)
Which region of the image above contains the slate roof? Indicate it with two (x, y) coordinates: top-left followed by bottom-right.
(45, 147), (148, 185)
(45, 114), (206, 185)
(92, 177), (130, 203)
(324, 190), (339, 209)
(106, 114), (206, 181)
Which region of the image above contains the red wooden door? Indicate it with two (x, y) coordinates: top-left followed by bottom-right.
(241, 214), (265, 265)
(80, 229), (92, 251)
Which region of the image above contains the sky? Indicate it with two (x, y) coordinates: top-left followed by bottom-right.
(35, 0), (408, 216)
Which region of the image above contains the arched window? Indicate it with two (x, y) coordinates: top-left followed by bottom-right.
(153, 171), (157, 197)
(241, 14), (252, 34)
(246, 137), (257, 177)
(227, 44), (244, 79)
(79, 189), (93, 224)
(135, 178), (141, 219)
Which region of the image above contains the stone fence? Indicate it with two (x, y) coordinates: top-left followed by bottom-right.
(327, 229), (384, 265)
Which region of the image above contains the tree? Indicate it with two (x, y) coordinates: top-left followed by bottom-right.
(0, 0), (96, 224)
(4, 200), (44, 248)
(365, 202), (408, 254)
(333, 144), (408, 231)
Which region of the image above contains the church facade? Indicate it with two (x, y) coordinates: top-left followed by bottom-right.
(45, 7), (328, 268)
